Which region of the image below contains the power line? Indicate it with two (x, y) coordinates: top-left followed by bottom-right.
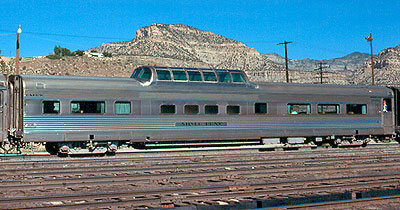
(0, 33), (14, 36)
(25, 34), (88, 47)
(0, 29), (130, 40)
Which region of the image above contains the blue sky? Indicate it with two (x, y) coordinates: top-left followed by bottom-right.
(0, 0), (399, 60)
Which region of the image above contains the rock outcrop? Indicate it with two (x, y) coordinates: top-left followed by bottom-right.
(353, 45), (400, 86)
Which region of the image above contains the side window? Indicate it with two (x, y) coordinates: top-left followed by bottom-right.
(203, 71), (217, 82)
(255, 103), (267, 114)
(217, 72), (232, 83)
(227, 105), (240, 115)
(115, 102), (131, 114)
(161, 105), (176, 114)
(130, 68), (141, 78)
(231, 73), (246, 83)
(205, 105), (218, 115)
(156, 70), (172, 81)
(318, 104), (339, 114)
(288, 104), (311, 115)
(71, 101), (105, 114)
(188, 71), (202, 81)
(137, 68), (152, 82)
(383, 98), (392, 112)
(172, 70), (188, 81)
(42, 101), (60, 114)
(184, 105), (199, 114)
(347, 104), (367, 115)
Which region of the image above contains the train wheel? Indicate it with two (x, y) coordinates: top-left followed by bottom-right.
(45, 142), (59, 155)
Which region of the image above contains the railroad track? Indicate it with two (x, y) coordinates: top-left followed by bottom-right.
(0, 146), (400, 209)
(271, 195), (400, 209)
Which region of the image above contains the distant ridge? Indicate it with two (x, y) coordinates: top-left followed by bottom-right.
(263, 52), (370, 72)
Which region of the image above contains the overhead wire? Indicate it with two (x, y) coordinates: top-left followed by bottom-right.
(0, 29), (130, 40)
(24, 34), (88, 48)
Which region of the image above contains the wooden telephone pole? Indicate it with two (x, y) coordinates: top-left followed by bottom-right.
(16, 25), (22, 75)
(365, 33), (374, 85)
(314, 62), (328, 84)
(277, 41), (293, 83)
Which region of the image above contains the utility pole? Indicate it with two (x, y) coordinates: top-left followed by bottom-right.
(314, 62), (328, 84)
(277, 41), (293, 83)
(365, 33), (374, 85)
(16, 25), (22, 75)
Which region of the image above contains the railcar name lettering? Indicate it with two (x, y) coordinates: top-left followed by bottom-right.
(26, 93), (43, 97)
(176, 122), (227, 126)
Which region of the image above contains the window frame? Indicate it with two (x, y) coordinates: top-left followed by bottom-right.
(255, 102), (267, 115)
(231, 72), (246, 83)
(346, 104), (367, 115)
(216, 72), (232, 83)
(383, 98), (392, 112)
(184, 104), (199, 115)
(172, 70), (188, 82)
(202, 71), (218, 83)
(205, 105), (219, 115)
(70, 101), (106, 114)
(156, 70), (172, 81)
(227, 105), (240, 115)
(42, 100), (61, 114)
(287, 103), (311, 115)
(160, 104), (176, 114)
(187, 70), (203, 82)
(317, 104), (340, 115)
(115, 101), (131, 115)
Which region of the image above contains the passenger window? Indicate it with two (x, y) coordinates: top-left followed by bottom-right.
(184, 105), (199, 114)
(383, 98), (392, 112)
(42, 101), (60, 114)
(115, 102), (131, 114)
(137, 68), (152, 82)
(217, 72), (232, 83)
(188, 71), (202, 81)
(71, 101), (105, 114)
(231, 73), (246, 83)
(130, 68), (141, 79)
(347, 104), (367, 115)
(161, 105), (176, 114)
(255, 103), (267, 114)
(156, 70), (172, 81)
(318, 104), (339, 114)
(172, 70), (187, 81)
(227, 105), (240, 115)
(288, 104), (311, 115)
(203, 71), (217, 82)
(205, 105), (218, 115)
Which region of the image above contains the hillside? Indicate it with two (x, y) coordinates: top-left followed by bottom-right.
(263, 52), (370, 72)
(90, 23), (274, 72)
(1, 24), (397, 86)
(353, 45), (400, 86)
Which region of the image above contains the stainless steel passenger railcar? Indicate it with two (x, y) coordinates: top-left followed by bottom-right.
(1, 66), (399, 155)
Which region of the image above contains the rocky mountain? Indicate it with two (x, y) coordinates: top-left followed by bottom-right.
(353, 45), (400, 86)
(90, 23), (274, 72)
(88, 23), (353, 84)
(263, 52), (370, 72)
(1, 23), (397, 86)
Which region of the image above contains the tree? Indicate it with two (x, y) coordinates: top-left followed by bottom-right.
(73, 50), (84, 56)
(61, 48), (72, 56)
(54, 46), (62, 56)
